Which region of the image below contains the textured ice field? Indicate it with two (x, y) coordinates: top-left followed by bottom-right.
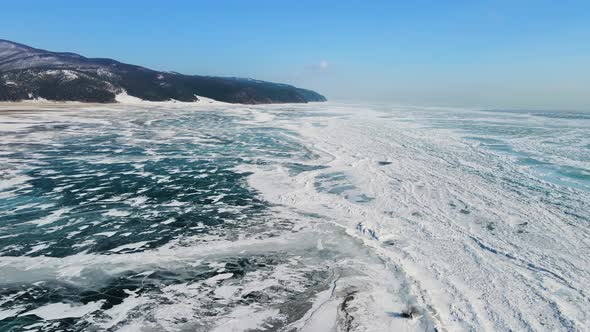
(0, 103), (589, 331)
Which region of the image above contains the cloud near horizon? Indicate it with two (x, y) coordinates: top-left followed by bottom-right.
(306, 60), (329, 71)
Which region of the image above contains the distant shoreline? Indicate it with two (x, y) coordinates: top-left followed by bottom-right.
(0, 99), (329, 112)
(0, 102), (104, 112)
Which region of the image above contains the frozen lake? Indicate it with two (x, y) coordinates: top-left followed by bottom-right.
(0, 102), (588, 331)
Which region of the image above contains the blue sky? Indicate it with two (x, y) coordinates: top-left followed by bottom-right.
(2, 0), (589, 109)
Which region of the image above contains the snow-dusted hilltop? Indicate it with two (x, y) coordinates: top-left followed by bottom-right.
(0, 39), (326, 104)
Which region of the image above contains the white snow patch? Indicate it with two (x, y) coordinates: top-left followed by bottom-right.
(29, 208), (70, 226)
(95, 231), (117, 237)
(205, 273), (233, 285)
(21, 301), (104, 320)
(25, 243), (50, 255)
(115, 91), (144, 104)
(0, 307), (25, 321)
(109, 241), (149, 253)
(102, 209), (131, 217)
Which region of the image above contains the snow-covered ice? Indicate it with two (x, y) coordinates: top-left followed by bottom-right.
(0, 102), (588, 331)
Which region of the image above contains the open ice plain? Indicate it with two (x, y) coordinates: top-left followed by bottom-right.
(0, 102), (588, 331)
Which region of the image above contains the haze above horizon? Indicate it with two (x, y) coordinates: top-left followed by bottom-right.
(2, 0), (589, 110)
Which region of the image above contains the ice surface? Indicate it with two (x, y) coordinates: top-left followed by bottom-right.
(0, 102), (588, 331)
